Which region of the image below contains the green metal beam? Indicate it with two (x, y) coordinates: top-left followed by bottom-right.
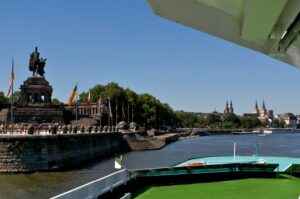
(241, 0), (288, 43)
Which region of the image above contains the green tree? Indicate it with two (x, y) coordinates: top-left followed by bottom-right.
(0, 92), (9, 104)
(77, 82), (178, 129)
(206, 114), (221, 128)
(198, 115), (207, 128)
(271, 119), (280, 128)
(240, 116), (253, 129)
(125, 88), (138, 122)
(0, 91), (22, 105)
(223, 113), (240, 129)
(279, 120), (286, 128)
(51, 98), (61, 105)
(137, 93), (159, 127)
(12, 91), (21, 104)
(252, 118), (262, 128)
(240, 117), (262, 129)
(175, 111), (200, 128)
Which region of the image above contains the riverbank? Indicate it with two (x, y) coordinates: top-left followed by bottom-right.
(181, 128), (300, 136)
(0, 130), (180, 172)
(122, 133), (179, 151)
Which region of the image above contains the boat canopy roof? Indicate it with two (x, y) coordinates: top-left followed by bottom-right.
(148, 0), (300, 68)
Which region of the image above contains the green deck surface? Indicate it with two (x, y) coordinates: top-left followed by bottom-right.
(134, 176), (300, 199)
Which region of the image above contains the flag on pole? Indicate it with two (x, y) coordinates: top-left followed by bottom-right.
(6, 64), (14, 97)
(67, 84), (78, 109)
(114, 154), (122, 169)
(86, 90), (91, 114)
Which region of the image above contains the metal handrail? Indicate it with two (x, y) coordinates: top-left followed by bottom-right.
(50, 169), (129, 199)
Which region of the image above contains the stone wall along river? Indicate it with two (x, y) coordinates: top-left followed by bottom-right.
(0, 133), (122, 172)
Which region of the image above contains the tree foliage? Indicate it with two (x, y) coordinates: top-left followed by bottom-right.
(0, 92), (9, 104)
(206, 114), (222, 128)
(223, 113), (241, 128)
(12, 91), (21, 104)
(51, 98), (61, 105)
(0, 91), (21, 105)
(175, 111), (200, 128)
(78, 82), (177, 128)
(240, 116), (262, 129)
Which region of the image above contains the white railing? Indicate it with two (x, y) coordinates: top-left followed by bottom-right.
(50, 169), (129, 199)
(120, 193), (131, 199)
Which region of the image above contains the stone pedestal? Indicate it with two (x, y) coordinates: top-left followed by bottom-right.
(0, 76), (65, 124)
(20, 76), (52, 105)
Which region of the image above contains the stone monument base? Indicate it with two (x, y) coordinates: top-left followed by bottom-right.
(0, 104), (65, 124)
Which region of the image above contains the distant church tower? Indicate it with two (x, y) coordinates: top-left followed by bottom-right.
(224, 101), (234, 114)
(260, 100), (267, 116)
(224, 101), (230, 114)
(252, 101), (259, 115)
(229, 101), (234, 113)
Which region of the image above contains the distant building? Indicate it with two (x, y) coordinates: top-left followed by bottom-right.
(257, 101), (272, 123)
(252, 101), (259, 115)
(297, 115), (300, 125)
(276, 113), (297, 128)
(268, 110), (274, 118)
(259, 101), (267, 117)
(229, 101), (234, 113)
(69, 100), (110, 126)
(243, 101), (273, 123)
(224, 101), (234, 115)
(243, 101), (260, 119)
(243, 113), (258, 119)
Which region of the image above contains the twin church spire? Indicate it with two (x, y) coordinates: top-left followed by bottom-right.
(223, 100), (267, 116)
(224, 101), (234, 114)
(253, 100), (267, 116)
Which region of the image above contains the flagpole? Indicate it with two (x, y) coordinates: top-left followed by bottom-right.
(75, 83), (78, 125)
(115, 98), (118, 126)
(11, 58), (14, 134)
(108, 98), (110, 127)
(89, 90), (91, 127)
(108, 97), (112, 127)
(75, 99), (78, 125)
(99, 97), (102, 127)
(127, 102), (129, 124)
(155, 107), (157, 129)
(121, 102), (123, 121)
(131, 101), (134, 122)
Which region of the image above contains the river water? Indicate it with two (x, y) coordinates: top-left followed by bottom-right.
(1, 132), (300, 199)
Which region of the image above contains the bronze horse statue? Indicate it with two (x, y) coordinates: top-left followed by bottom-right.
(28, 47), (46, 77)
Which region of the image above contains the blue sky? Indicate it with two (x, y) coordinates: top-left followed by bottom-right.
(0, 0), (300, 115)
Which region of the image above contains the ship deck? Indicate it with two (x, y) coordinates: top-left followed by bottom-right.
(175, 156), (300, 172)
(134, 175), (300, 199)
